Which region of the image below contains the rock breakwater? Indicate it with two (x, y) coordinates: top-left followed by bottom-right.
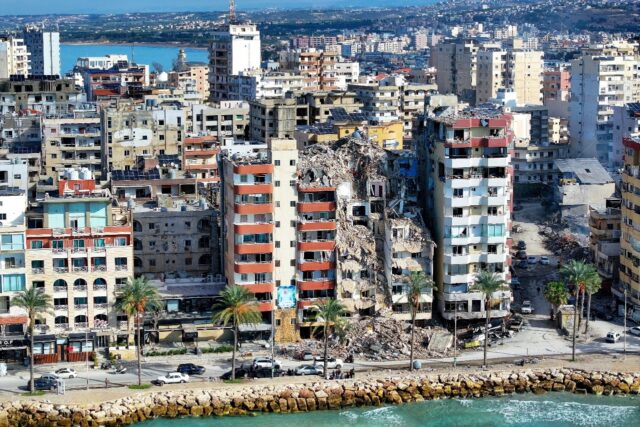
(2, 368), (639, 426)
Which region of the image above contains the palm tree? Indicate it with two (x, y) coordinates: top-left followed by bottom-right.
(472, 270), (505, 368)
(212, 285), (262, 380)
(407, 271), (434, 371)
(543, 281), (569, 320)
(114, 277), (161, 385)
(311, 299), (346, 379)
(560, 260), (592, 361)
(12, 287), (51, 393)
(583, 270), (602, 335)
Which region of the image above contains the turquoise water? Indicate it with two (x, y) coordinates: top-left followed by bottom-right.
(137, 394), (640, 427)
(61, 44), (209, 73)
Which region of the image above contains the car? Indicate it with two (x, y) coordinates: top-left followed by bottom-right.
(296, 365), (324, 376)
(517, 241), (527, 250)
(521, 300), (534, 314)
(511, 277), (521, 287)
(252, 367), (286, 378)
(629, 326), (640, 337)
(527, 256), (537, 264)
(156, 372), (189, 385)
(539, 256), (550, 265)
(54, 368), (77, 379)
(517, 260), (529, 269)
(177, 363), (206, 375)
(516, 250), (527, 260)
(252, 357), (282, 369)
(29, 377), (58, 391)
(313, 357), (344, 369)
(40, 373), (60, 382)
(298, 351), (315, 361)
(606, 331), (621, 343)
(220, 368), (250, 380)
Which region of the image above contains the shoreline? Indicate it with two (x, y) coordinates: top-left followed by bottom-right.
(62, 41), (208, 50)
(1, 356), (639, 426)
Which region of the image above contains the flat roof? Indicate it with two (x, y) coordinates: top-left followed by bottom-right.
(555, 158), (613, 185)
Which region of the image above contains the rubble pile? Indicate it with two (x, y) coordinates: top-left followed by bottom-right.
(540, 227), (590, 261)
(295, 317), (449, 361)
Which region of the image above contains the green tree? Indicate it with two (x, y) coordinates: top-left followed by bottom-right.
(12, 287), (52, 392)
(407, 271), (434, 371)
(114, 277), (161, 385)
(560, 260), (593, 361)
(583, 270), (602, 335)
(472, 270), (506, 367)
(311, 299), (346, 379)
(212, 286), (262, 380)
(544, 281), (569, 320)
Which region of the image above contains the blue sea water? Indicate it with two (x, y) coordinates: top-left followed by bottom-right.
(60, 44), (209, 74)
(136, 393), (640, 427)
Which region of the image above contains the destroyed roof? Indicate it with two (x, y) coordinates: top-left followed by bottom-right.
(555, 158), (613, 185)
(431, 105), (507, 125)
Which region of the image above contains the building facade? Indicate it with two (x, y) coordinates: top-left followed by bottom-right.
(22, 26), (60, 76)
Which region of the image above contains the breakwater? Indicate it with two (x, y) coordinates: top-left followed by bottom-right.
(2, 368), (639, 426)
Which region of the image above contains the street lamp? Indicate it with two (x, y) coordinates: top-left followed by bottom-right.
(453, 303), (458, 367)
(623, 287), (627, 359)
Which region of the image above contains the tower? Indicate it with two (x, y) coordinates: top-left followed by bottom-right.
(229, 0), (236, 24)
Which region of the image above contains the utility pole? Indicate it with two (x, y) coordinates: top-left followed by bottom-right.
(453, 303), (457, 367)
(270, 307), (275, 379)
(572, 296), (577, 362)
(624, 288), (627, 359)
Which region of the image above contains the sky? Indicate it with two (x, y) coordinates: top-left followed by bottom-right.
(2, 0), (435, 15)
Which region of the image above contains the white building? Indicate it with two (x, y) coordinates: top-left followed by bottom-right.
(75, 55), (128, 70)
(22, 25), (60, 76)
(0, 37), (30, 78)
(228, 70), (305, 100)
(209, 23), (261, 101)
(569, 52), (640, 169)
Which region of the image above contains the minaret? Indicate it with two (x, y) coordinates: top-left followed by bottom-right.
(176, 48), (187, 71)
(229, 0), (236, 24)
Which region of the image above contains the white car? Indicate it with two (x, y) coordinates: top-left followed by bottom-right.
(313, 357), (344, 369)
(40, 373), (60, 382)
(252, 357), (282, 369)
(54, 368), (77, 379)
(629, 326), (640, 337)
(606, 331), (621, 343)
(539, 256), (550, 265)
(521, 300), (534, 314)
(156, 372), (189, 385)
(527, 256), (537, 264)
(296, 365), (323, 376)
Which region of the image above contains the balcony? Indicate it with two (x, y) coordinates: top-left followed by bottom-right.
(297, 240), (336, 251)
(53, 267), (69, 273)
(233, 223), (273, 234)
(234, 183), (273, 195)
(297, 220), (337, 232)
(54, 305), (68, 311)
(75, 322), (88, 329)
(75, 304), (88, 310)
(234, 242), (273, 255)
(299, 261), (335, 272)
(92, 265), (107, 272)
(234, 203), (273, 215)
(240, 282), (274, 293)
(93, 284), (107, 291)
(72, 266), (88, 273)
(297, 202), (337, 213)
(73, 285), (87, 292)
(298, 280), (335, 291)
(115, 265), (128, 271)
(255, 301), (274, 312)
(31, 268), (44, 274)
(233, 261), (274, 274)
(233, 164), (273, 174)
(94, 303), (108, 310)
(54, 323), (69, 331)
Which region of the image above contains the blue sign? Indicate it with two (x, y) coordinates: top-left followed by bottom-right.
(277, 285), (297, 309)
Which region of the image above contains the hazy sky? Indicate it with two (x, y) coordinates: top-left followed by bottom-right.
(3, 0), (434, 15)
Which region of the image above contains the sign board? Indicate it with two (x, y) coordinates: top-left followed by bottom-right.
(0, 339), (26, 348)
(276, 285), (296, 309)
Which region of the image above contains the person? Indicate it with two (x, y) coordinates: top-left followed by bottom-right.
(105, 378), (109, 388)
(349, 368), (355, 378)
(537, 286), (541, 295)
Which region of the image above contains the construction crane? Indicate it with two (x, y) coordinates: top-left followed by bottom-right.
(229, 0), (236, 24)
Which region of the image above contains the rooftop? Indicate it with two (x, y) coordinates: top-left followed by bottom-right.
(430, 105), (508, 125)
(555, 158), (613, 185)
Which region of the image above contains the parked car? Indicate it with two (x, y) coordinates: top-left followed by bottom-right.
(521, 300), (534, 314)
(606, 331), (621, 343)
(29, 377), (58, 391)
(527, 256), (537, 264)
(517, 241), (527, 250)
(252, 357), (282, 369)
(220, 368), (249, 380)
(40, 373), (60, 382)
(156, 372), (189, 385)
(177, 363), (206, 375)
(298, 351), (315, 361)
(253, 367), (286, 378)
(313, 357), (344, 369)
(54, 368), (77, 379)
(539, 256), (550, 265)
(296, 365), (324, 376)
(511, 277), (521, 287)
(517, 260), (529, 269)
(629, 326), (640, 337)
(516, 250), (527, 260)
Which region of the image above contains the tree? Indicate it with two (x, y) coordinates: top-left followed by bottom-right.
(560, 260), (593, 361)
(472, 270), (505, 368)
(212, 286), (262, 380)
(311, 299), (346, 379)
(12, 287), (51, 393)
(544, 281), (569, 320)
(114, 277), (161, 385)
(583, 270), (602, 335)
(407, 271), (434, 371)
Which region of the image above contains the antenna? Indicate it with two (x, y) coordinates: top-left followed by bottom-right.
(229, 0), (236, 24)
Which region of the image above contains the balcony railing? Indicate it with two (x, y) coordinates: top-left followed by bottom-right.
(94, 284), (107, 291)
(31, 268), (44, 274)
(73, 285), (87, 291)
(94, 303), (108, 309)
(92, 265), (107, 272)
(54, 323), (69, 330)
(75, 304), (88, 309)
(75, 322), (88, 328)
(115, 265), (128, 271)
(118, 321), (129, 330)
(53, 267), (69, 273)
(54, 305), (68, 311)
(73, 266), (88, 272)
(53, 286), (67, 293)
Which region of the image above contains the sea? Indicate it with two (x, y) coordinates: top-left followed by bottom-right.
(136, 393), (640, 427)
(60, 44), (209, 74)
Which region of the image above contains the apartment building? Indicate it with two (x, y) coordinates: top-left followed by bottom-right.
(476, 49), (544, 105)
(169, 50), (209, 99)
(80, 64), (150, 101)
(618, 136), (640, 311)
(228, 71), (305, 100)
(512, 139), (567, 185)
(589, 198), (621, 288)
(0, 77), (84, 115)
(190, 101), (249, 140)
(42, 110), (102, 183)
(430, 39), (479, 105)
(611, 103), (640, 168)
(422, 106), (513, 321)
(209, 23), (261, 101)
(22, 25), (60, 76)
(542, 66), (570, 103)
(0, 37), (30, 79)
(569, 52), (640, 169)
(301, 91), (362, 124)
(25, 174), (133, 360)
(182, 135), (220, 181)
(249, 98), (309, 143)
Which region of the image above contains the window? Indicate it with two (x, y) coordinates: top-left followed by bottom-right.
(185, 258), (192, 265)
(149, 223), (155, 230)
(73, 239), (85, 249)
(274, 160), (281, 166)
(0, 214), (5, 220)
(290, 201), (296, 207)
(275, 221), (280, 227)
(30, 240), (43, 249)
(114, 238), (127, 246)
(94, 238), (105, 247)
(290, 159), (296, 166)
(275, 241), (280, 248)
(1, 274), (26, 292)
(1, 234), (24, 251)
(149, 259), (156, 267)
(274, 181), (280, 187)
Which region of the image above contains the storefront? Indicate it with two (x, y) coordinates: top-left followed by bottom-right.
(66, 332), (95, 362)
(0, 337), (28, 363)
(32, 334), (58, 364)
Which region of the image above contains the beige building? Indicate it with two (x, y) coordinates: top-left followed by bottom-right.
(0, 36), (30, 78)
(190, 101), (249, 140)
(476, 49), (543, 105)
(168, 62), (210, 100)
(430, 40), (479, 104)
(249, 98), (309, 143)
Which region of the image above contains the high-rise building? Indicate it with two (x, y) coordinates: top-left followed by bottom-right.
(569, 52), (640, 169)
(208, 23), (261, 101)
(0, 36), (30, 78)
(22, 25), (61, 76)
(422, 106), (513, 321)
(476, 49), (543, 105)
(430, 40), (479, 105)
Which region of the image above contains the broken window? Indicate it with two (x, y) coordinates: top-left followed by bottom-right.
(472, 300), (482, 312)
